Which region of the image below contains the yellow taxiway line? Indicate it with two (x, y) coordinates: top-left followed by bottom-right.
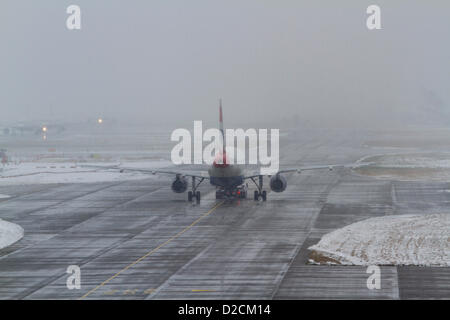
(79, 201), (224, 299)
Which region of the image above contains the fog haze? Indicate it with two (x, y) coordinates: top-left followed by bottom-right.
(1, 1), (449, 128)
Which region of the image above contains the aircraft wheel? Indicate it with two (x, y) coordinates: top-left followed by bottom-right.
(254, 190), (259, 201)
(188, 191), (193, 202)
(261, 190), (267, 201)
(196, 191), (201, 203)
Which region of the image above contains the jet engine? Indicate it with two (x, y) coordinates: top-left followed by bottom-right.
(171, 176), (188, 193)
(270, 174), (287, 192)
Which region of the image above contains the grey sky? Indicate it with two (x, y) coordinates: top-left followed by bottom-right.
(1, 1), (449, 128)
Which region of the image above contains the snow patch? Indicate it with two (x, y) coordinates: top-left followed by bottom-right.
(369, 154), (450, 169)
(309, 214), (450, 266)
(0, 194), (10, 199)
(0, 161), (172, 185)
(353, 153), (450, 181)
(355, 153), (450, 169)
(0, 219), (24, 249)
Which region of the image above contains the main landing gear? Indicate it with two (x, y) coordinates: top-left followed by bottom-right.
(188, 190), (201, 203)
(253, 190), (267, 201)
(188, 176), (204, 203)
(250, 175), (267, 201)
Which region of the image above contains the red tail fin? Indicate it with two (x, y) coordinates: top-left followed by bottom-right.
(219, 99), (225, 149)
(219, 99), (226, 162)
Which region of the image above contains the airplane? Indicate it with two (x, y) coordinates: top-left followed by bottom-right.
(86, 101), (357, 203)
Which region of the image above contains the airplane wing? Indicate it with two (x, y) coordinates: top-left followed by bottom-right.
(81, 164), (210, 179)
(243, 163), (366, 179)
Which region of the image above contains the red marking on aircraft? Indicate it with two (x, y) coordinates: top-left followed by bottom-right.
(213, 151), (229, 168)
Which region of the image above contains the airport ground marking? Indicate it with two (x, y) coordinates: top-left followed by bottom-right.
(79, 201), (224, 299)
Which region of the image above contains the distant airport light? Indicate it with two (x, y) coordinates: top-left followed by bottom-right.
(42, 126), (47, 133)
(97, 118), (103, 124)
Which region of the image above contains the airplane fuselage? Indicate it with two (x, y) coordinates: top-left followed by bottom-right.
(208, 164), (244, 191)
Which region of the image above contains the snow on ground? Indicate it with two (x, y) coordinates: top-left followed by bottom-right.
(353, 153), (450, 181)
(0, 160), (173, 185)
(309, 214), (450, 266)
(0, 219), (24, 250)
(0, 194), (10, 199)
(358, 153), (450, 169)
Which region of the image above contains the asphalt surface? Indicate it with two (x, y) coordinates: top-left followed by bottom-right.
(0, 129), (449, 299)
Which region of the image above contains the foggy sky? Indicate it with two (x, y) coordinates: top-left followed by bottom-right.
(1, 1), (449, 128)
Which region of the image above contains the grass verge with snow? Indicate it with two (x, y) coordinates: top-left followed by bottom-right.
(0, 219), (24, 250)
(309, 214), (449, 266)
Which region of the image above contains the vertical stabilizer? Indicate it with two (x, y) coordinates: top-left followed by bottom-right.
(219, 99), (225, 151)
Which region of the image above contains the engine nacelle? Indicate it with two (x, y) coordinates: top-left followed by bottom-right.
(171, 176), (188, 193)
(270, 174), (287, 192)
